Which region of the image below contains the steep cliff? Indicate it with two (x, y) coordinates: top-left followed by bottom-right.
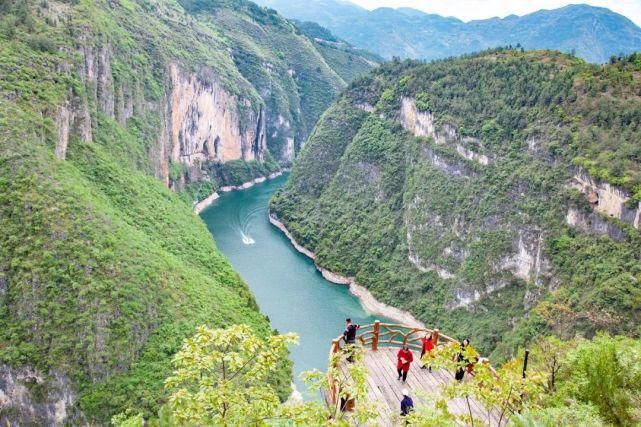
(175, 0), (378, 170)
(272, 50), (641, 360)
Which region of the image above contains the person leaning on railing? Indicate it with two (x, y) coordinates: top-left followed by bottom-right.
(342, 318), (360, 362)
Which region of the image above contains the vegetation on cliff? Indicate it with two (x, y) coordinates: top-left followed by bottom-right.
(176, 0), (377, 166)
(272, 49), (641, 362)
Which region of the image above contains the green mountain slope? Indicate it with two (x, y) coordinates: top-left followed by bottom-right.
(272, 50), (641, 361)
(0, 0), (373, 423)
(292, 20), (382, 83)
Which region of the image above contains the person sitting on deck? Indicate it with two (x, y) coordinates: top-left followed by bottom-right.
(343, 318), (360, 362)
(420, 333), (435, 372)
(400, 388), (414, 417)
(397, 344), (414, 382)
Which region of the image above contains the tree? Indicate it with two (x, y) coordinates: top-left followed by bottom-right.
(113, 325), (378, 426)
(555, 335), (641, 426)
(421, 341), (547, 426)
(163, 324), (298, 425)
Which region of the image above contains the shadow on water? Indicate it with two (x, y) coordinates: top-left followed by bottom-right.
(200, 174), (389, 399)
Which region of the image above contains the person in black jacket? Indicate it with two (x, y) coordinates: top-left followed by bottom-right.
(455, 338), (470, 382)
(343, 318), (360, 362)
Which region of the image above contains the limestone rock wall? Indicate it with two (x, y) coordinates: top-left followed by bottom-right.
(400, 97), (490, 165)
(569, 171), (641, 229)
(167, 64), (265, 168)
(0, 365), (79, 426)
(53, 42), (267, 184)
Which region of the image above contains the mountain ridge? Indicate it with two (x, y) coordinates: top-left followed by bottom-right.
(254, 0), (641, 63)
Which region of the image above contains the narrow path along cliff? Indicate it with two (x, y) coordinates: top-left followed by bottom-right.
(199, 174), (398, 398)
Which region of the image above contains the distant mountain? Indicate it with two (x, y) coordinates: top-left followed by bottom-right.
(255, 1), (641, 63)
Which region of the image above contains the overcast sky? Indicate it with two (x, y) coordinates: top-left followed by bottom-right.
(348, 0), (641, 26)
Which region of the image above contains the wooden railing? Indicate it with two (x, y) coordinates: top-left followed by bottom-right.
(331, 320), (458, 355)
(327, 320), (496, 408)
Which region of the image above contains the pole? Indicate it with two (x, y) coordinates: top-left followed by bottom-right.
(522, 349), (529, 379)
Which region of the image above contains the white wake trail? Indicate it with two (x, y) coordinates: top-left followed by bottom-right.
(240, 230), (255, 245)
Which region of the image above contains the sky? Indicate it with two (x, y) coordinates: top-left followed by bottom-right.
(347, 0), (641, 26)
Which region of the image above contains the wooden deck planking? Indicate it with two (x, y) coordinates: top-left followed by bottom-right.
(341, 347), (502, 426)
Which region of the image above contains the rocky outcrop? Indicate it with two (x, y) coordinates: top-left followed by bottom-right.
(498, 228), (549, 285)
(53, 99), (92, 161)
(569, 171), (641, 229)
(566, 207), (626, 241)
(354, 102), (375, 113)
(420, 145), (477, 178)
(167, 64), (266, 167)
(400, 97), (447, 143)
(0, 365), (78, 426)
(54, 106), (70, 160)
(447, 281), (509, 310)
(400, 98), (490, 165)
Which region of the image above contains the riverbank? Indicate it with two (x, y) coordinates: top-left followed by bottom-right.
(193, 170), (288, 214)
(268, 213), (425, 328)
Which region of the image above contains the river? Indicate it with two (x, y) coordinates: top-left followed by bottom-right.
(200, 173), (388, 397)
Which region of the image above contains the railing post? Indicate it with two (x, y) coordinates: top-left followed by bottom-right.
(331, 338), (341, 357)
(522, 349), (529, 379)
(432, 328), (440, 346)
(372, 320), (380, 351)
(329, 338), (341, 406)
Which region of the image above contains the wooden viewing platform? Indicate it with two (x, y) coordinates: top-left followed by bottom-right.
(326, 321), (502, 426)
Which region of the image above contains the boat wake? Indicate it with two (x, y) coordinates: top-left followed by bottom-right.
(240, 230), (255, 245)
(237, 205), (263, 245)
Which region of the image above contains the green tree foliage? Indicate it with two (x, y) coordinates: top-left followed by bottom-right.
(164, 324), (298, 425)
(555, 335), (641, 425)
(114, 325), (377, 426)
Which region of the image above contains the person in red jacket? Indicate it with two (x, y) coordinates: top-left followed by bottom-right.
(420, 333), (435, 372)
(396, 344), (414, 383)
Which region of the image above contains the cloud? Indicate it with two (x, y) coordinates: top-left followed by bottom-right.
(348, 0), (641, 27)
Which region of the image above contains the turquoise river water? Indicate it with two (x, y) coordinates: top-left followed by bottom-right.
(200, 174), (388, 397)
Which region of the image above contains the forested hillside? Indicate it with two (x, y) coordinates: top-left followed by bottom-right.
(0, 0), (375, 423)
(272, 50), (641, 361)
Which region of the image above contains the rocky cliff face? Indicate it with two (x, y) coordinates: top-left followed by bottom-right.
(569, 172), (641, 230)
(0, 366), (78, 425)
(167, 64), (265, 167)
(400, 98), (490, 165)
(55, 39), (267, 189)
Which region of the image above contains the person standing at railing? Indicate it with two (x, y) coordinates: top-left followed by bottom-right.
(343, 318), (360, 362)
(396, 344), (414, 382)
(420, 333), (434, 372)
